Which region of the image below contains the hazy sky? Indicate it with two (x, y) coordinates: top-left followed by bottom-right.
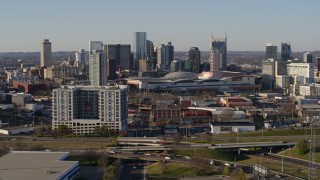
(0, 0), (319, 52)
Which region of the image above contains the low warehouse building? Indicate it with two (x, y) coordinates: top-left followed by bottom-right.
(209, 121), (255, 134)
(0, 151), (79, 180)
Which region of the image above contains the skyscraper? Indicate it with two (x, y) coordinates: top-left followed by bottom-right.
(156, 44), (166, 70)
(40, 39), (52, 67)
(89, 41), (103, 53)
(104, 44), (131, 70)
(266, 42), (291, 61)
(89, 50), (107, 86)
(75, 49), (86, 64)
(133, 32), (147, 69)
(89, 41), (106, 86)
(303, 52), (313, 63)
(165, 42), (174, 69)
(210, 36), (227, 71)
(188, 47), (201, 73)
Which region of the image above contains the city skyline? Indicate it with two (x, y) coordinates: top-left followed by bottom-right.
(0, 0), (319, 52)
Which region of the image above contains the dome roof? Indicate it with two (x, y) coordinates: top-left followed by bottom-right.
(161, 72), (199, 80)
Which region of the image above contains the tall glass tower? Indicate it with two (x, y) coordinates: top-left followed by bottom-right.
(133, 32), (147, 70)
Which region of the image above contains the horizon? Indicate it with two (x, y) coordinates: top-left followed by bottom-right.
(0, 0), (319, 52)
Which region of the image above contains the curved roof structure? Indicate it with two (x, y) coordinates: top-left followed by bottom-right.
(161, 72), (199, 80)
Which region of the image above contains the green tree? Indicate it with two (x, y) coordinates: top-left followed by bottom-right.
(93, 126), (101, 136)
(57, 125), (72, 136)
(223, 166), (232, 176)
(173, 133), (182, 145)
(100, 125), (110, 137)
(253, 114), (264, 130)
(231, 169), (247, 180)
(296, 141), (308, 155)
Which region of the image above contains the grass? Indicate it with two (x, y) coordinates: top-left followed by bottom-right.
(239, 156), (311, 179)
(147, 162), (219, 178)
(280, 146), (320, 163)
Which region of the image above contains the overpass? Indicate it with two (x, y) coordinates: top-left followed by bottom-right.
(208, 141), (295, 151)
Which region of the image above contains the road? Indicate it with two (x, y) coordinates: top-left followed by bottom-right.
(250, 153), (320, 168)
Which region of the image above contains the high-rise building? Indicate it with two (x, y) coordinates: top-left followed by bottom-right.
(75, 49), (86, 64)
(317, 56), (320, 71)
(89, 41), (103, 53)
(210, 36), (227, 71)
(40, 39), (52, 67)
(287, 63), (314, 84)
(156, 44), (166, 70)
(52, 85), (128, 134)
(104, 44), (131, 70)
(89, 41), (106, 86)
(165, 42), (174, 68)
(107, 59), (117, 80)
(89, 50), (107, 86)
(266, 42), (291, 61)
(134, 32), (147, 69)
(156, 42), (174, 70)
(147, 40), (154, 58)
(303, 52), (313, 63)
(188, 47), (201, 73)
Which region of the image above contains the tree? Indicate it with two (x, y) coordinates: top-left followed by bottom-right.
(93, 126), (101, 136)
(297, 141), (308, 155)
(57, 125), (72, 136)
(231, 169), (247, 180)
(253, 114), (264, 130)
(223, 166), (232, 176)
(173, 133), (182, 145)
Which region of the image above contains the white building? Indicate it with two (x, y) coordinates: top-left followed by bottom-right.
(75, 49), (86, 64)
(209, 122), (255, 134)
(287, 63), (314, 85)
(52, 85), (128, 135)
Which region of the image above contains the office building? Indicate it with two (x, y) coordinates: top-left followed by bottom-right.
(75, 49), (86, 64)
(170, 60), (190, 72)
(303, 52), (313, 63)
(156, 44), (166, 70)
(210, 36), (227, 71)
(165, 42), (174, 68)
(317, 56), (320, 71)
(134, 32), (147, 69)
(147, 40), (154, 58)
(156, 42), (174, 70)
(89, 41), (103, 53)
(40, 39), (52, 67)
(287, 63), (314, 85)
(107, 59), (117, 80)
(104, 44), (131, 70)
(188, 47), (201, 73)
(89, 50), (107, 86)
(52, 85), (128, 134)
(266, 42), (291, 61)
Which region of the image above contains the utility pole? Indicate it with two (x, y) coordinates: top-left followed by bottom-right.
(281, 148), (284, 173)
(308, 116), (318, 180)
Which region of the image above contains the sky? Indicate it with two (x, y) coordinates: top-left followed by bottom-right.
(0, 0), (319, 52)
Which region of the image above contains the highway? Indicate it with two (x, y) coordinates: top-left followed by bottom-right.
(250, 153), (320, 169)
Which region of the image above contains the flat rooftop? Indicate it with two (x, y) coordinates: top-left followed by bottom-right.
(0, 151), (78, 180)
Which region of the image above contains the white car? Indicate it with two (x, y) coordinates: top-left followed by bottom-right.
(145, 153), (151, 156)
(185, 156), (191, 159)
(164, 156), (171, 160)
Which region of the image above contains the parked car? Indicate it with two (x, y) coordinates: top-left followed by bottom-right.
(185, 156), (191, 159)
(164, 156), (171, 160)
